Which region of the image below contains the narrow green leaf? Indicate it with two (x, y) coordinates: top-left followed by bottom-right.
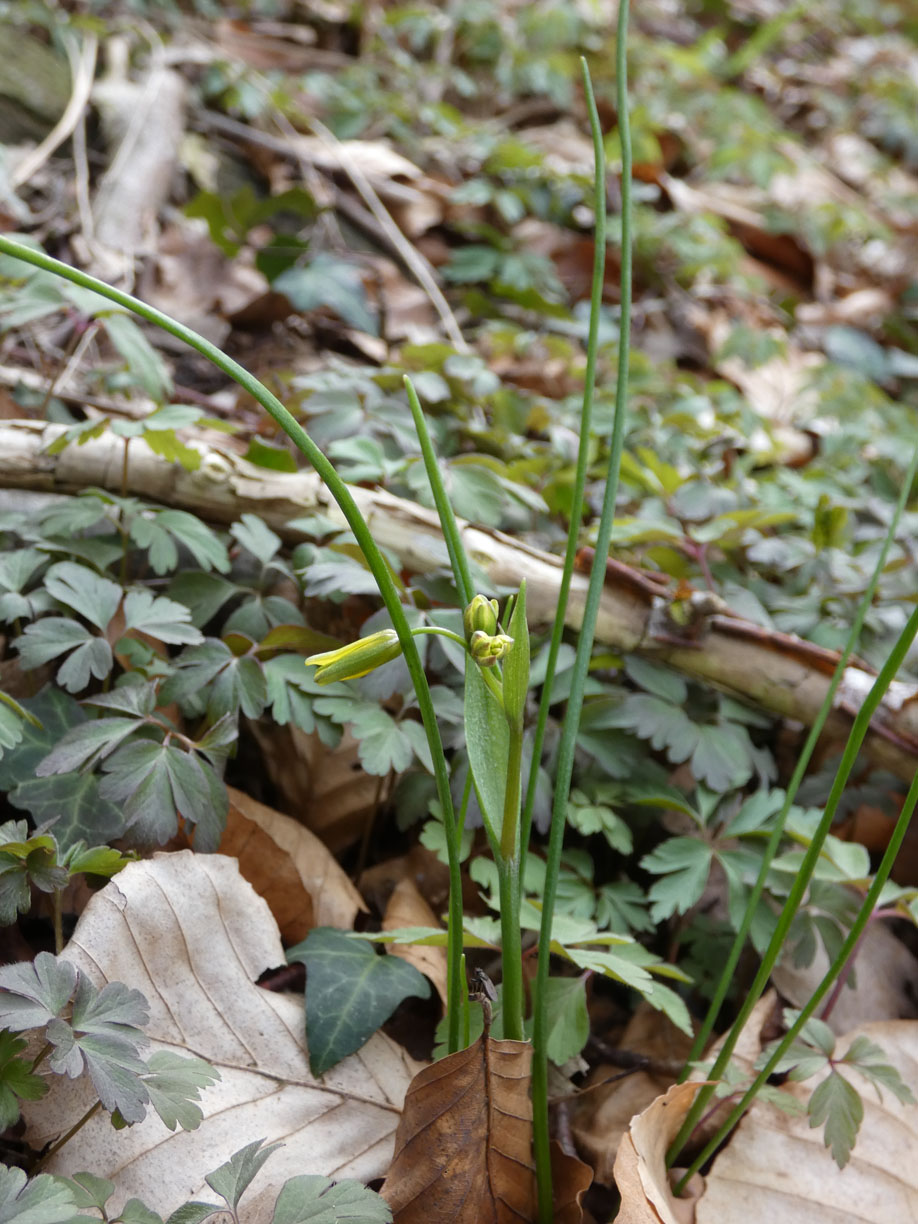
(502, 582), (530, 732)
(463, 655), (508, 847)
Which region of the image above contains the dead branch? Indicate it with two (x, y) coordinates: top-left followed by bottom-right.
(2, 419), (916, 780)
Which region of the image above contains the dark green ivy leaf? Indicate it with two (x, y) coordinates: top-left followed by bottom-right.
(287, 927), (430, 1076)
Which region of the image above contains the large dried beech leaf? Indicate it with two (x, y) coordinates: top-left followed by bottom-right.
(613, 1081), (706, 1224)
(696, 1020), (918, 1224)
(22, 852), (421, 1220)
(381, 1034), (537, 1223)
(219, 784), (365, 941)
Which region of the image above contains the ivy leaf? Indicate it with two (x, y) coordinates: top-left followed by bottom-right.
(0, 1166), (84, 1224)
(287, 928), (430, 1076)
(0, 1031), (48, 1129)
(167, 572), (240, 628)
(123, 590), (203, 645)
(143, 1052), (221, 1132)
(271, 1176), (392, 1224)
(0, 689), (125, 846)
(808, 1069), (863, 1169)
(523, 976), (589, 1065)
(98, 741), (227, 851)
(206, 1139), (283, 1211)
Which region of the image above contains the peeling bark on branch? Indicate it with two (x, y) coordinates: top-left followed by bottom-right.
(2, 419), (916, 779)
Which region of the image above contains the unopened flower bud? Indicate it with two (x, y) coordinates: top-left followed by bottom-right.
(463, 594), (499, 640)
(305, 629), (402, 685)
(470, 630), (513, 666)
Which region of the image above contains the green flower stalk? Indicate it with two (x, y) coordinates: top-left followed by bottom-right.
(305, 631), (403, 684)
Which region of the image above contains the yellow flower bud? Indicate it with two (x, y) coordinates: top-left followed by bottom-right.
(470, 630), (514, 666)
(463, 594), (499, 640)
(305, 629), (402, 685)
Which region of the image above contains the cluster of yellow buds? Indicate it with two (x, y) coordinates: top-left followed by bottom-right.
(464, 594), (512, 667)
(463, 594), (499, 638)
(304, 594), (513, 685)
(469, 629), (513, 667)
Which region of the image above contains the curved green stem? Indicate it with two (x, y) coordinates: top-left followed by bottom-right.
(670, 433), (918, 1149)
(411, 626), (468, 649)
(676, 762), (918, 1192)
(0, 234), (464, 1051)
(532, 30), (632, 1222)
(403, 376), (474, 607)
(670, 599), (918, 1174)
(520, 57), (607, 858)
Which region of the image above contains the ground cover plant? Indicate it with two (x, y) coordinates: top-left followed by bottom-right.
(0, 0), (917, 1221)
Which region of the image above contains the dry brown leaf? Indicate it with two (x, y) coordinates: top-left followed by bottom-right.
(381, 1031), (590, 1223)
(24, 852), (422, 1220)
(381, 1033), (538, 1222)
(696, 1021), (918, 1223)
(773, 920), (918, 1034)
(219, 784), (366, 942)
(551, 1142), (594, 1224)
(383, 878), (448, 1007)
(613, 1082), (707, 1224)
(249, 722), (380, 852)
(572, 1003), (695, 1185)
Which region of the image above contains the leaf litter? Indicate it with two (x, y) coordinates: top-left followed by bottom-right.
(21, 853), (422, 1221)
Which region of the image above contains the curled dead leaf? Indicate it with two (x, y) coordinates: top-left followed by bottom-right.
(613, 1081), (707, 1224)
(219, 784), (365, 941)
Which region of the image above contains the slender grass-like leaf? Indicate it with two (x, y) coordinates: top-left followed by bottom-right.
(531, 37), (632, 1220)
(669, 432), (918, 1160)
(0, 234), (464, 1043)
